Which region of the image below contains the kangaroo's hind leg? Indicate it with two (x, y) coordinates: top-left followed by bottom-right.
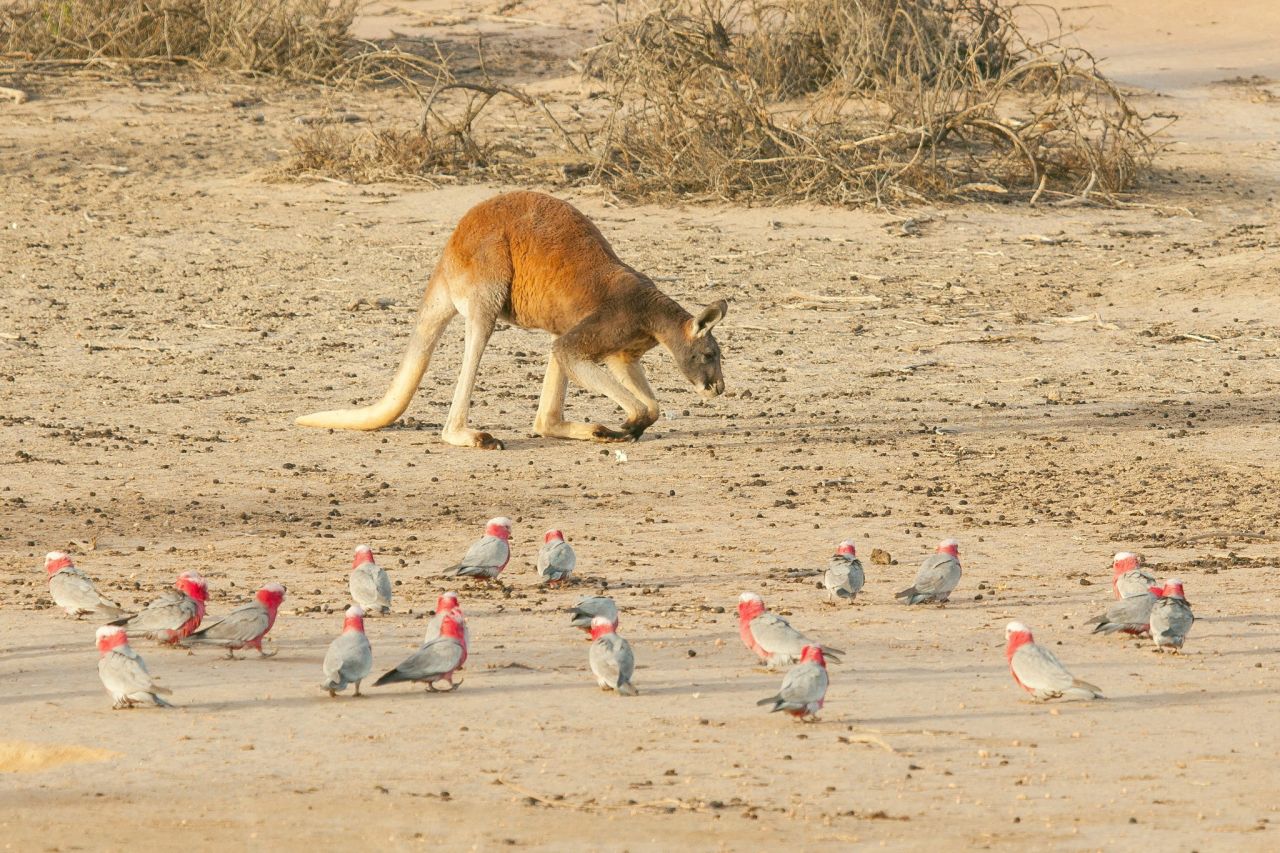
(440, 307), (499, 448)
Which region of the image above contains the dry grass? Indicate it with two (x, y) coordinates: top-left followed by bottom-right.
(581, 0), (1159, 204)
(0, 0), (359, 79)
(1, 0), (1160, 206)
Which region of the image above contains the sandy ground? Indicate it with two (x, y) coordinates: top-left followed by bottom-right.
(2, 1), (1279, 850)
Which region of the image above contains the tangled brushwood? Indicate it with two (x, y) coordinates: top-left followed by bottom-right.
(0, 0), (358, 79)
(583, 0), (1157, 204)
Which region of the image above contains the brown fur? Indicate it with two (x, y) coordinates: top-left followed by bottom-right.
(296, 192), (727, 448)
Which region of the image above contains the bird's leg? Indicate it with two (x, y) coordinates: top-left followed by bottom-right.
(225, 648), (237, 660)
(328, 688), (337, 698)
(446, 678), (463, 692)
(258, 638), (278, 658)
(425, 681), (439, 692)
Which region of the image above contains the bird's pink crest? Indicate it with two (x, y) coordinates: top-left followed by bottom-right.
(543, 529), (565, 544)
(589, 615), (617, 640)
(343, 605), (366, 633)
(1112, 552), (1138, 574)
(352, 545), (375, 569)
(95, 625), (128, 653)
(737, 592), (765, 621)
(435, 591), (461, 613)
(1162, 579), (1186, 599)
(799, 645), (826, 666)
(44, 551), (73, 574)
(256, 583), (287, 609)
(177, 574), (209, 601)
(836, 540), (856, 557)
(1004, 621), (1033, 659)
(937, 539), (960, 557)
(486, 517), (513, 540)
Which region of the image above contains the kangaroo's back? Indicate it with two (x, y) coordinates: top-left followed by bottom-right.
(445, 192), (643, 335)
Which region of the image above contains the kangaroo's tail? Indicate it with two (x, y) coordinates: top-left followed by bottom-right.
(296, 274), (456, 431)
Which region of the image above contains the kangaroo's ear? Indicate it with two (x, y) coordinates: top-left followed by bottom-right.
(693, 300), (728, 338)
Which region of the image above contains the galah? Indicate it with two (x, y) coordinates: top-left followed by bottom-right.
(588, 616), (638, 696)
(110, 571), (208, 644)
(823, 540), (864, 603)
(757, 645), (828, 720)
(443, 517), (512, 580)
(349, 544), (392, 615)
(895, 539), (961, 605)
(1111, 552), (1157, 600)
(1086, 586), (1162, 636)
(96, 626), (172, 709)
(322, 605), (374, 697)
(1005, 622), (1102, 701)
(1150, 579), (1194, 653)
(569, 596), (618, 636)
(44, 552), (130, 620)
(737, 592), (843, 669)
(423, 592), (470, 668)
(184, 583), (286, 658)
(537, 529), (576, 585)
(374, 612), (466, 691)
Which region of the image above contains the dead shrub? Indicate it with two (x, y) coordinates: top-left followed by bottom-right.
(582, 0), (1159, 204)
(0, 0), (358, 79)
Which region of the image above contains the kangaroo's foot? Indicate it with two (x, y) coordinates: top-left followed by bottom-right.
(442, 428), (505, 450)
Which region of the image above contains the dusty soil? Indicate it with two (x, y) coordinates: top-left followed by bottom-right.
(2, 1), (1279, 849)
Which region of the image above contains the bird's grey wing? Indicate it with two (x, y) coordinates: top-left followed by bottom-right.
(124, 594), (192, 632)
(461, 536), (507, 570)
(779, 663), (827, 706)
(1012, 644), (1075, 693)
(325, 633), (373, 682)
(192, 603), (267, 642)
(349, 566), (378, 604)
(752, 613), (805, 657)
(396, 638), (463, 679)
(374, 567), (392, 605)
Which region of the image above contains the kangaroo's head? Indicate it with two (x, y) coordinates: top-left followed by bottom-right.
(677, 300), (728, 398)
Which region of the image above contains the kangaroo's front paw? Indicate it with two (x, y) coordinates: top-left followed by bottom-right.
(590, 424), (632, 442)
(621, 416), (655, 440)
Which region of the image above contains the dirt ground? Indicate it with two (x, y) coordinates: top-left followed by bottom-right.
(2, 1), (1279, 850)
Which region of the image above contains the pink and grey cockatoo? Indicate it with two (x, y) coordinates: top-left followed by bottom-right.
(1005, 622), (1102, 701)
(569, 596), (618, 636)
(895, 539), (961, 605)
(375, 612), (466, 691)
(588, 616), (637, 696)
(443, 517), (512, 581)
(110, 571), (208, 644)
(1150, 579), (1194, 653)
(737, 592), (843, 669)
(423, 591), (470, 665)
(537, 529), (576, 585)
(1087, 586), (1163, 636)
(349, 544), (392, 615)
(823, 540), (864, 603)
(184, 583), (286, 658)
(757, 645), (828, 720)
(322, 605), (374, 697)
(44, 552), (130, 620)
(96, 626), (172, 709)
(1111, 552), (1156, 599)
